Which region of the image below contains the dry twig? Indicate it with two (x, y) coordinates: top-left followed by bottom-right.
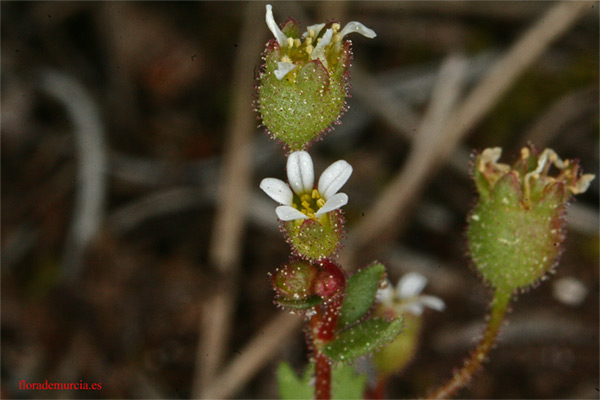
(39, 70), (108, 282)
(193, 2), (267, 398)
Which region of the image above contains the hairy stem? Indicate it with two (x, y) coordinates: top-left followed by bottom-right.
(426, 289), (512, 399)
(315, 352), (332, 400)
(309, 293), (343, 400)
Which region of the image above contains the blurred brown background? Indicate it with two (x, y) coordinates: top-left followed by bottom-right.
(1, 2), (598, 399)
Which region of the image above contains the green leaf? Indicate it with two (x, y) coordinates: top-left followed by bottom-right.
(275, 295), (323, 310)
(277, 362), (313, 400)
(323, 317), (403, 363)
(278, 362), (368, 400)
(338, 263), (385, 328)
(332, 364), (367, 399)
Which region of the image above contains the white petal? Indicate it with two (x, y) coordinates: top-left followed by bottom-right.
(339, 21), (377, 39)
(375, 285), (395, 305)
(396, 272), (428, 298)
(302, 23), (326, 38)
(310, 28), (333, 66)
(276, 205), (308, 221)
(287, 151), (314, 195)
(265, 4), (287, 46)
(315, 193), (348, 216)
(419, 295), (446, 312)
(401, 302), (424, 316)
(318, 160), (352, 200)
(274, 61), (296, 80)
(260, 178), (293, 205)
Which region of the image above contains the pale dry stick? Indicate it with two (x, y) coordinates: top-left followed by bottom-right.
(342, 1), (591, 268)
(192, 2), (267, 398)
(39, 70), (108, 282)
(522, 86), (598, 148)
(201, 313), (301, 399)
(342, 55), (467, 268)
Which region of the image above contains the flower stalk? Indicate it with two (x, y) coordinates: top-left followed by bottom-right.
(426, 288), (512, 399)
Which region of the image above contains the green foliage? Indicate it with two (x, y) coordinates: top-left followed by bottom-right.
(323, 317), (403, 364)
(277, 362), (313, 400)
(331, 364), (367, 399)
(275, 295), (323, 310)
(277, 362), (367, 400)
(338, 263), (385, 328)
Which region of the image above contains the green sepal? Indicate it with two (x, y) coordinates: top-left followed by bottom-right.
(322, 317), (403, 364)
(281, 19), (300, 38)
(338, 263), (385, 329)
(275, 295), (323, 310)
(283, 211), (344, 261)
(258, 50), (347, 151)
(467, 172), (564, 291)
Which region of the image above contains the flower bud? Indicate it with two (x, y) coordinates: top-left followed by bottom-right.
(258, 5), (376, 151)
(313, 259), (346, 300)
(467, 146), (594, 292)
(373, 314), (420, 377)
(271, 260), (318, 301)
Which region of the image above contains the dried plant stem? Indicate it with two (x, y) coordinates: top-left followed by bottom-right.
(426, 289), (512, 399)
(193, 2), (266, 398)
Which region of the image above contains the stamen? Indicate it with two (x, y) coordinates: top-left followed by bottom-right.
(301, 200), (311, 209)
(309, 28), (315, 37)
(286, 37), (294, 48)
(294, 38), (301, 47)
(305, 45), (313, 55)
(332, 23), (341, 32)
(311, 189), (319, 199)
(317, 198), (326, 208)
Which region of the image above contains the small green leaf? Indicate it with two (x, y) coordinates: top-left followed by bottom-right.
(332, 364), (367, 399)
(276, 295), (323, 310)
(338, 263), (385, 328)
(277, 362), (313, 400)
(323, 317), (403, 363)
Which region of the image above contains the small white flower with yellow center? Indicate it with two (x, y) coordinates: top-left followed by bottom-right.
(260, 151), (352, 221)
(377, 272), (445, 316)
(265, 4), (376, 80)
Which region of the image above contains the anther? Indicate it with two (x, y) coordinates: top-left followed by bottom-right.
(305, 45), (313, 55)
(286, 37), (294, 48)
(317, 198), (326, 208)
(311, 189), (320, 199)
(294, 38), (301, 47)
(332, 23), (341, 32)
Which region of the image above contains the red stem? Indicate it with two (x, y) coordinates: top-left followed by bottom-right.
(315, 352), (332, 400)
(309, 262), (346, 400)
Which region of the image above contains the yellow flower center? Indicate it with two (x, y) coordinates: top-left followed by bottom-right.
(292, 189), (326, 219)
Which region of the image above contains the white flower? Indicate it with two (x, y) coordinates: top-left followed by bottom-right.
(260, 151), (352, 221)
(377, 272), (445, 316)
(265, 4), (376, 79)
